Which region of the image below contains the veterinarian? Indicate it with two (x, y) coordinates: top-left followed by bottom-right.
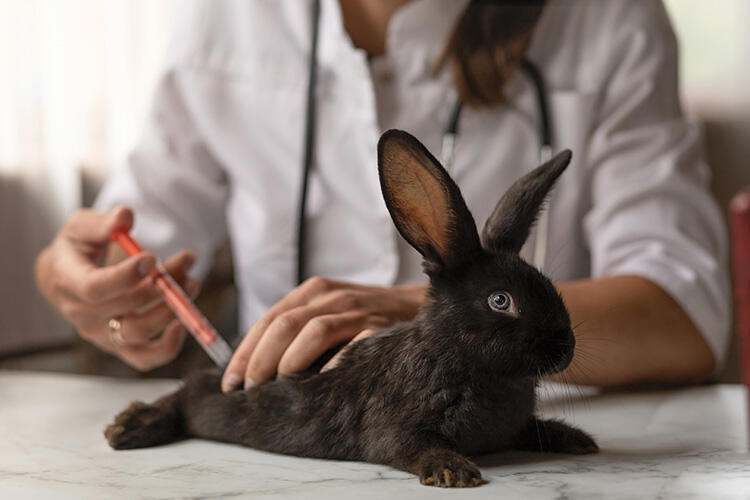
(36, 0), (730, 390)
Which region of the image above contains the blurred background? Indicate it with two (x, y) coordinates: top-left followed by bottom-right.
(1, 0), (748, 380)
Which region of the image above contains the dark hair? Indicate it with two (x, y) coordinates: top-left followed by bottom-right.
(437, 0), (546, 107)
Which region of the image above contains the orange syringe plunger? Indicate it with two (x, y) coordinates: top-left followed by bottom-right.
(110, 227), (143, 255)
(109, 228), (233, 368)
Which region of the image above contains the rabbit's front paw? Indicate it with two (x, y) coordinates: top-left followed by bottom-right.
(555, 425), (598, 455)
(415, 449), (484, 488)
(105, 401), (178, 450)
(514, 417), (598, 455)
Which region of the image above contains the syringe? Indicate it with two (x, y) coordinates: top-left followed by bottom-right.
(110, 228), (233, 368)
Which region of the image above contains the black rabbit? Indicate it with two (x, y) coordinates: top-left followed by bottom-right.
(105, 130), (597, 488)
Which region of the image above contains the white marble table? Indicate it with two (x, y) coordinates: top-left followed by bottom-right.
(1, 371), (748, 499)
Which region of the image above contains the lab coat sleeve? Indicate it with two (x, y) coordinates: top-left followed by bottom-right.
(582, 0), (731, 370)
(94, 68), (229, 280)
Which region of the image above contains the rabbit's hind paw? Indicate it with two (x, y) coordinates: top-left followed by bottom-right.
(105, 400), (180, 450)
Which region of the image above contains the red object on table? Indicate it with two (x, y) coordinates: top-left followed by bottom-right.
(730, 189), (750, 446)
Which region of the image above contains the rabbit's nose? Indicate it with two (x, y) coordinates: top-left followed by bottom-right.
(559, 328), (575, 350)
(550, 329), (575, 370)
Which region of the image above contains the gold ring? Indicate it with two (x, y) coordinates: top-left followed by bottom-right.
(108, 317), (127, 346)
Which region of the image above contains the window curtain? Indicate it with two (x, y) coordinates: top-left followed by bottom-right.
(0, 0), (174, 355)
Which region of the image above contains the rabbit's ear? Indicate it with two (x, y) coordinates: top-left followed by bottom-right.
(378, 130), (481, 273)
(481, 150), (572, 254)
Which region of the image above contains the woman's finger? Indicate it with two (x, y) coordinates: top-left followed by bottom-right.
(278, 313), (385, 376)
(49, 206), (139, 303)
(127, 251), (197, 313)
(160, 250), (197, 279)
(238, 277), (341, 356)
(64, 206), (133, 244)
(106, 278), (201, 345)
(71, 264), (199, 333)
(320, 328), (379, 373)
(59, 247), (156, 304)
(242, 287), (368, 387)
(65, 245), (194, 308)
(91, 277), (163, 319)
(78, 276), (199, 349)
(222, 277), (344, 392)
(108, 251), (197, 315)
(241, 304), (339, 389)
(116, 319), (188, 372)
(119, 302), (183, 345)
(244, 306), (384, 388)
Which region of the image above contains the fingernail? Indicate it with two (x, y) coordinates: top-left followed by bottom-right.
(221, 373), (241, 393)
(321, 360), (337, 373)
(138, 257), (155, 276)
(186, 280), (200, 298)
(185, 253), (196, 268)
(244, 377), (256, 390)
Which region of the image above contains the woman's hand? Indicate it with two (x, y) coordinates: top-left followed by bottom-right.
(35, 206), (200, 371)
(221, 277), (426, 392)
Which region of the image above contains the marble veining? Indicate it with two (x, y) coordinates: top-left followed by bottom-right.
(0, 371), (748, 499)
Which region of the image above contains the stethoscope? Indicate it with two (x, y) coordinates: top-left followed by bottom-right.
(296, 0), (553, 285)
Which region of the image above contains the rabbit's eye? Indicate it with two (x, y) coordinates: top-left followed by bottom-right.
(488, 291), (518, 316)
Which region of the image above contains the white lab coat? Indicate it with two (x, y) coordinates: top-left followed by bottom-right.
(95, 0), (731, 368)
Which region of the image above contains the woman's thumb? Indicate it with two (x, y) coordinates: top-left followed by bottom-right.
(65, 206), (134, 243)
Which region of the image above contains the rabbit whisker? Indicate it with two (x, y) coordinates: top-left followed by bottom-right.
(572, 319), (587, 331)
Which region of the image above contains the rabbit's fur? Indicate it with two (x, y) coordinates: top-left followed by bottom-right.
(105, 130), (597, 487)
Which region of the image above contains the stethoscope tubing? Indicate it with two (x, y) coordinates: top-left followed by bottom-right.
(296, 0), (322, 285)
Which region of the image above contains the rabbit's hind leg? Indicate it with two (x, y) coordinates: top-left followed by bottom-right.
(105, 390), (184, 450)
